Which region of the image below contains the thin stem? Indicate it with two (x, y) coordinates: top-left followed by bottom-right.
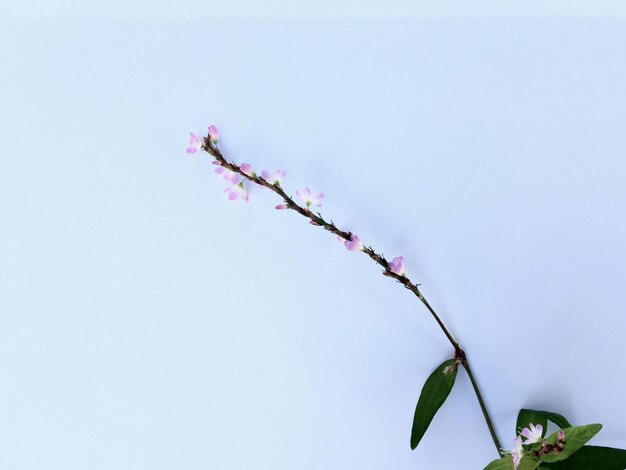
(414, 290), (459, 352)
(203, 136), (502, 456)
(464, 362), (504, 456)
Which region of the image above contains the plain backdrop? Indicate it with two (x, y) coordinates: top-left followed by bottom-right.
(1, 4), (626, 470)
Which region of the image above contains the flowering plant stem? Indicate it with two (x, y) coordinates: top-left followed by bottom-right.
(201, 134), (504, 457)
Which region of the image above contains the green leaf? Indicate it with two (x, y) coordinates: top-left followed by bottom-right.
(483, 456), (513, 470)
(483, 456), (540, 470)
(540, 424), (603, 463)
(520, 458), (542, 470)
(410, 359), (458, 450)
(540, 445), (626, 469)
(516, 409), (572, 437)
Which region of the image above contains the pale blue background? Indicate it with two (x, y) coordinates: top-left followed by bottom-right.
(1, 4), (626, 469)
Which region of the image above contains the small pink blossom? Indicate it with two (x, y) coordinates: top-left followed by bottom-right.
(208, 125), (219, 145)
(511, 436), (523, 470)
(296, 187), (324, 208)
(215, 166), (239, 184)
(224, 182), (249, 202)
(261, 169), (285, 185)
(275, 204), (289, 210)
(240, 163), (255, 178)
(388, 256), (405, 276)
(344, 234), (363, 252)
(557, 431), (565, 442)
(186, 132), (202, 153)
(520, 423), (543, 445)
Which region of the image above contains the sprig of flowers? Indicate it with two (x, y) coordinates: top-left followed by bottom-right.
(504, 424), (571, 470)
(185, 125), (626, 468)
(186, 124), (502, 454)
(188, 125), (419, 287)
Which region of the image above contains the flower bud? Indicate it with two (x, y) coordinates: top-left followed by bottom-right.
(208, 124), (219, 145)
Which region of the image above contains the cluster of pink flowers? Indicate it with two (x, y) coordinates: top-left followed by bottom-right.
(186, 124), (408, 277)
(186, 125), (219, 154)
(214, 162), (249, 202)
(509, 423), (566, 469)
(510, 423), (544, 469)
(187, 126), (250, 201)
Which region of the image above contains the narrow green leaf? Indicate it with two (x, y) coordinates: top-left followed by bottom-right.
(540, 445), (626, 469)
(516, 409), (572, 437)
(484, 456), (540, 470)
(410, 359), (457, 450)
(540, 424), (603, 463)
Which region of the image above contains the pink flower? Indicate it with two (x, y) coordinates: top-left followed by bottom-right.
(224, 182), (249, 202)
(344, 234), (363, 252)
(208, 125), (219, 145)
(388, 256), (405, 276)
(275, 204), (289, 210)
(261, 169), (285, 185)
(511, 436), (523, 470)
(296, 187), (324, 208)
(215, 166), (239, 184)
(521, 423), (543, 445)
(186, 132), (202, 153)
(240, 163), (255, 178)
